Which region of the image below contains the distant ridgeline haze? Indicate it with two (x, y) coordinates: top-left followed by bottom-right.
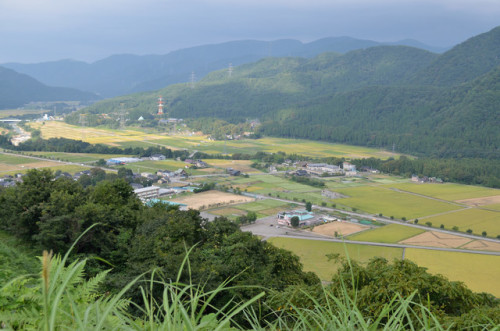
(72, 26), (500, 158)
(2, 37), (447, 98)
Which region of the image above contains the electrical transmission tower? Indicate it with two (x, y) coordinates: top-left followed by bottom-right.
(228, 63), (233, 77)
(190, 71), (196, 89)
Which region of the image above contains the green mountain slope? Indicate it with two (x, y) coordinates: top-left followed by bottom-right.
(412, 26), (500, 86)
(72, 28), (500, 158)
(3, 37), (444, 97)
(0, 66), (98, 109)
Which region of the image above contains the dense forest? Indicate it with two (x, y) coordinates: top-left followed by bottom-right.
(68, 26), (500, 159)
(0, 169), (498, 329)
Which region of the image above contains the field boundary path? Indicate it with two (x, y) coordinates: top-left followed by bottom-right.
(240, 192), (500, 244)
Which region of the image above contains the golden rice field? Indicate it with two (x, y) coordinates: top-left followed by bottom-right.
(29, 121), (167, 146)
(348, 224), (426, 243)
(334, 185), (462, 219)
(268, 237), (500, 297)
(420, 208), (500, 237)
(30, 121), (401, 159)
(405, 249), (500, 297)
(386, 182), (500, 202)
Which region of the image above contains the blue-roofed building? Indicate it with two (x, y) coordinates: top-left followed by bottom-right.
(277, 210), (316, 227)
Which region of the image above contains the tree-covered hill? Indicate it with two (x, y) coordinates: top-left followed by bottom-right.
(412, 26), (500, 87)
(71, 27), (500, 158)
(0, 66), (99, 110)
(2, 37), (444, 97)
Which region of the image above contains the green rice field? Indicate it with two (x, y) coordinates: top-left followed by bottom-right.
(385, 182), (500, 202)
(420, 208), (500, 237)
(334, 186), (462, 219)
(348, 224), (426, 243)
(268, 237), (403, 280)
(405, 249), (500, 297)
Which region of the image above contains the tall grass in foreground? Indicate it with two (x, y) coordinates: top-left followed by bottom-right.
(1, 228), (497, 330)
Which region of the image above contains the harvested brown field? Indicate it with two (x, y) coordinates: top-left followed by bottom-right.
(171, 190), (254, 210)
(313, 221), (369, 237)
(456, 195), (500, 206)
(400, 231), (472, 248)
(462, 240), (500, 252)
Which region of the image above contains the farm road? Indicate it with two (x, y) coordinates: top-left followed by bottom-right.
(240, 212), (500, 256)
(241, 192), (500, 244)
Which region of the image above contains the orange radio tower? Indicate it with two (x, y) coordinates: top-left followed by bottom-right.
(157, 96), (164, 115)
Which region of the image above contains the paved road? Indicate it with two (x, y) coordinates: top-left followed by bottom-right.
(240, 214), (500, 256)
(240, 192), (500, 244)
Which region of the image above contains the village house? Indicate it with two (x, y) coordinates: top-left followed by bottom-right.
(277, 210), (320, 227)
(306, 163), (343, 175)
(150, 154), (166, 161)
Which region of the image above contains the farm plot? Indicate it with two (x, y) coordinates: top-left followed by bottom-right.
(334, 186), (462, 219)
(387, 182), (500, 202)
(204, 159), (260, 173)
(312, 221), (369, 237)
(399, 231), (472, 248)
(233, 199), (295, 217)
(462, 240), (500, 252)
(170, 190), (254, 210)
(30, 121), (166, 145)
(456, 195), (500, 207)
(26, 152), (131, 163)
(405, 249), (500, 297)
(268, 238), (403, 280)
(0, 154), (61, 173)
(421, 208), (500, 237)
(348, 224), (425, 243)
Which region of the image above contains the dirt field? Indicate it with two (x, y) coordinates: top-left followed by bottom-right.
(462, 240), (500, 252)
(170, 190), (254, 210)
(400, 231), (472, 248)
(456, 195), (500, 206)
(312, 221), (369, 237)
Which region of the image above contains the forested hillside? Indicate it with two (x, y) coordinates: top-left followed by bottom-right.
(3, 37), (444, 97)
(0, 66), (98, 109)
(71, 26), (500, 158)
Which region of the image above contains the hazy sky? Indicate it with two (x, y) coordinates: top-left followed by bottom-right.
(1, 0), (499, 63)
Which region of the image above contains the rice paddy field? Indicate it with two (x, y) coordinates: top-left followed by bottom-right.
(268, 237), (403, 280)
(420, 208), (500, 237)
(24, 152), (131, 163)
(31, 121), (401, 159)
(268, 237), (500, 297)
(347, 224), (426, 243)
(405, 249), (500, 297)
(333, 185), (462, 219)
(385, 182), (500, 202)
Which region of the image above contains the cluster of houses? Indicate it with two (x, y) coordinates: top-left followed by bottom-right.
(290, 161), (358, 177)
(411, 175), (443, 183)
(0, 174), (23, 188)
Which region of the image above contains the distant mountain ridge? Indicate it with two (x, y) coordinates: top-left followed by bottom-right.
(2, 37), (447, 98)
(0, 66), (98, 110)
(75, 26), (500, 158)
